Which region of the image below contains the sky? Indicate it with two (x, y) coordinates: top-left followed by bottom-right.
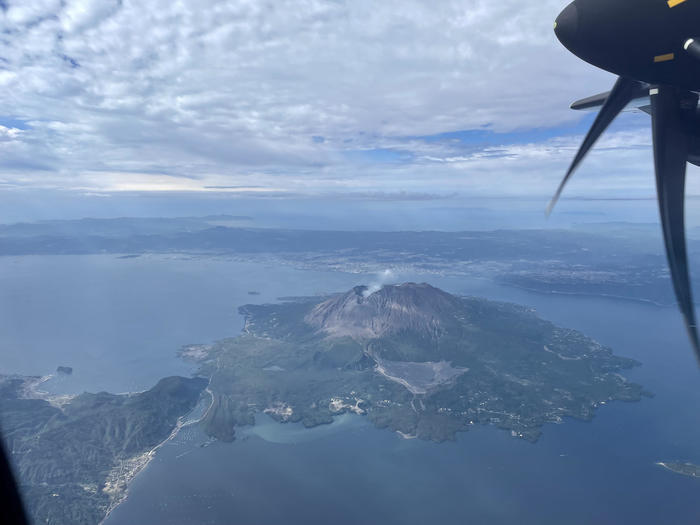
(0, 0), (697, 221)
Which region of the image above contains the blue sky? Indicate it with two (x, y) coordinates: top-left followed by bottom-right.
(0, 0), (696, 219)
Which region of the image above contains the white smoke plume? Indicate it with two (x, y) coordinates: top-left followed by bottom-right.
(363, 269), (397, 297)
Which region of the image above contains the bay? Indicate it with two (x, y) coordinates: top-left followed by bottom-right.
(1, 254), (699, 523)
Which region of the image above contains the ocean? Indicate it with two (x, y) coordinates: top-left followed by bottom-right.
(1, 254), (699, 524)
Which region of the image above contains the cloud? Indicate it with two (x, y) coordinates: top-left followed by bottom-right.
(0, 0), (654, 198)
(0, 124), (22, 141)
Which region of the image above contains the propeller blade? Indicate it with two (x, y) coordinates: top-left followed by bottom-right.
(547, 76), (643, 216)
(650, 85), (700, 358)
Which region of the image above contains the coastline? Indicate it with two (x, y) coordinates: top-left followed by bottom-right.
(99, 388), (214, 524)
(21, 374), (77, 408)
(500, 281), (675, 309)
(655, 461), (700, 479)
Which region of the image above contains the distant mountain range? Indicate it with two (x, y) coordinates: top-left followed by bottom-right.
(0, 216), (690, 306)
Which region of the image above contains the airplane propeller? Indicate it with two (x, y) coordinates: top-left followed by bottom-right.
(651, 85), (700, 353)
(547, 79), (700, 359)
(546, 76), (645, 216)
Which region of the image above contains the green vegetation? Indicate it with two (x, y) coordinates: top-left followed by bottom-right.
(0, 282), (651, 524)
(0, 375), (206, 525)
(190, 283), (650, 444)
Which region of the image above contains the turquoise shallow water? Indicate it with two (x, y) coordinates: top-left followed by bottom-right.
(1, 254), (700, 524)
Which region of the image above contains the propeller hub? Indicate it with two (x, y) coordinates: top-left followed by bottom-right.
(554, 3), (579, 51)
(553, 0), (700, 91)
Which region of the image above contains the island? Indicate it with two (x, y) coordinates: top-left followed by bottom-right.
(0, 374), (207, 525)
(56, 366), (73, 375)
(186, 282), (650, 443)
(0, 282), (652, 525)
(656, 461), (700, 478)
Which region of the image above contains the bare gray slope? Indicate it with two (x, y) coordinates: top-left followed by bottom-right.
(305, 283), (463, 339)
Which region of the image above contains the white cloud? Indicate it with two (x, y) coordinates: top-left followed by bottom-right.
(0, 125), (23, 141)
(0, 0), (646, 197)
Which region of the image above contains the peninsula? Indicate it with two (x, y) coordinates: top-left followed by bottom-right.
(0, 375), (207, 525)
(656, 461), (700, 479)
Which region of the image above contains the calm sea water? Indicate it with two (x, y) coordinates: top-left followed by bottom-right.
(1, 254), (700, 524)
(0, 255), (365, 394)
